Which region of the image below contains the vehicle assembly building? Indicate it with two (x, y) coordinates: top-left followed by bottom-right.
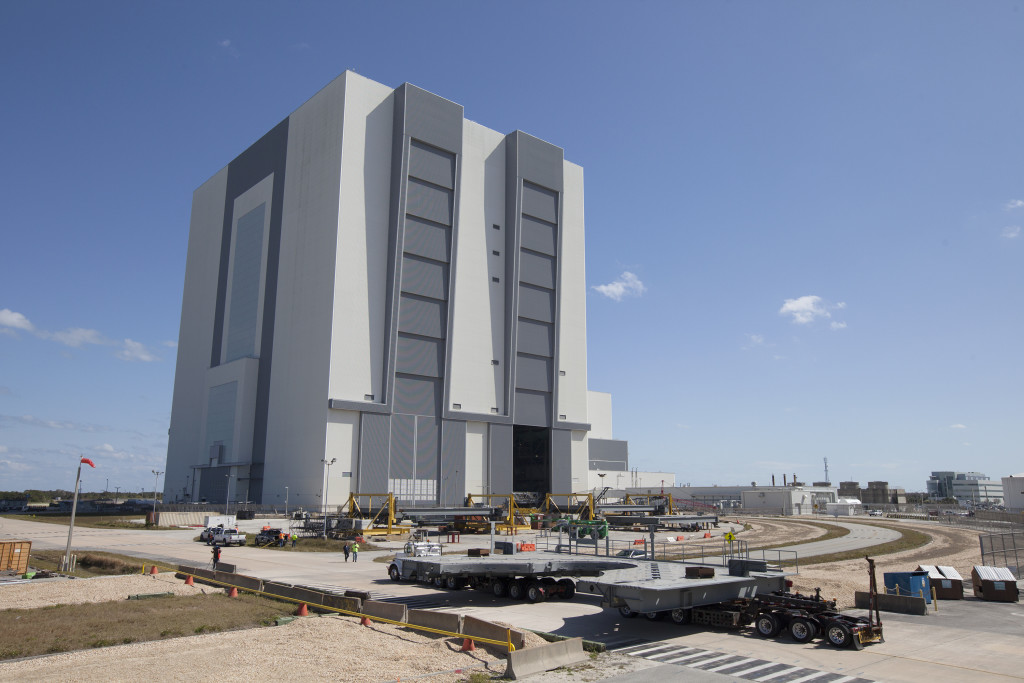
(164, 71), (629, 509)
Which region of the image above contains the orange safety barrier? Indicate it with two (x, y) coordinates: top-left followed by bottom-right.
(633, 539), (644, 545)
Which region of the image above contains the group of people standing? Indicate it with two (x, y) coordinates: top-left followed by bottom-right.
(212, 537), (361, 569)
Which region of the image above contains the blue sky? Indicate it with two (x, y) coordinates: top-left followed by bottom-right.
(1, 2), (1021, 494)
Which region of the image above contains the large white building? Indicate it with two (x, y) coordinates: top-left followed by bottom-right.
(1001, 474), (1024, 511)
(164, 72), (629, 510)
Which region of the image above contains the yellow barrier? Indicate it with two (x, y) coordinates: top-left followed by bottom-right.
(166, 565), (515, 653)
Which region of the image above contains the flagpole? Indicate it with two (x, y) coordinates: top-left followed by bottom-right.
(62, 458), (83, 573)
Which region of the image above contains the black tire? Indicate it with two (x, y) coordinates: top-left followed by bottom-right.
(432, 576), (444, 588)
(492, 578), (508, 598)
(445, 575), (462, 590)
(644, 611), (665, 621)
(669, 608), (691, 625)
(789, 617), (816, 643)
(388, 565), (401, 582)
(526, 582), (546, 603)
(755, 613), (782, 638)
(618, 605), (638, 618)
(825, 621), (854, 648)
(556, 578), (576, 600)
(508, 580), (527, 600)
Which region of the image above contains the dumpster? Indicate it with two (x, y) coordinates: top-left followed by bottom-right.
(884, 570), (931, 603)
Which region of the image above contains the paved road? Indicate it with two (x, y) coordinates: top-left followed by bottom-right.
(3, 516), (1022, 682)
(770, 520), (901, 559)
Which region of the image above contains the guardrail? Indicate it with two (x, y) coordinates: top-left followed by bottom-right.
(145, 563), (517, 653)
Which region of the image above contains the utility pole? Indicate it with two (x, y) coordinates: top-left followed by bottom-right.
(151, 470), (163, 513)
(285, 486), (289, 517)
(63, 456), (95, 572)
(225, 473), (233, 515)
(321, 458), (336, 538)
(823, 457), (830, 484)
(114, 486), (120, 504)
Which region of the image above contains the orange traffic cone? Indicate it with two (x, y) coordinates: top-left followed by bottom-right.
(703, 532), (711, 539)
(295, 603), (308, 616)
(360, 616), (372, 627)
(461, 638), (475, 652)
(185, 575), (194, 586)
(227, 587), (238, 597)
(149, 565), (159, 575)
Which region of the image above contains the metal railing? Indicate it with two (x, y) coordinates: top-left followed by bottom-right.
(980, 531), (1023, 578)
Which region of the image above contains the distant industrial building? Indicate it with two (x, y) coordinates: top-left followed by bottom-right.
(1001, 473), (1024, 511)
(927, 471), (1003, 505)
(837, 481), (907, 507)
(740, 485), (837, 516)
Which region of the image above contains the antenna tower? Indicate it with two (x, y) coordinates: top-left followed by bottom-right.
(824, 457), (830, 484)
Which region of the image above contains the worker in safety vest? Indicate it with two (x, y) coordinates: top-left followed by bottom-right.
(351, 541), (360, 562)
(291, 533), (297, 547)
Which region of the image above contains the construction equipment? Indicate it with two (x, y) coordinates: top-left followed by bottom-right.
(464, 494), (532, 533)
(543, 493), (596, 521)
(342, 493), (396, 536)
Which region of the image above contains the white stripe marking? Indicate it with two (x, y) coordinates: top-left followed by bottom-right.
(828, 677), (856, 683)
(756, 666), (803, 682)
(707, 657), (756, 673)
(729, 662), (782, 677)
(628, 644), (680, 657)
(690, 654), (738, 668)
(785, 671), (832, 683)
(664, 651), (722, 664)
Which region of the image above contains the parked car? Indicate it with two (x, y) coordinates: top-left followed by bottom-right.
(869, 510), (883, 517)
(254, 528), (285, 546)
(210, 528), (246, 546)
(198, 526), (220, 542)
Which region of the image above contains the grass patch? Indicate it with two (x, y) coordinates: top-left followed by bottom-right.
(8, 514), (154, 529)
(0, 593), (286, 660)
(243, 536), (388, 553)
(789, 523), (931, 566)
(29, 550), (155, 577)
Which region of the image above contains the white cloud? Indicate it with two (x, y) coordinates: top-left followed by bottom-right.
(949, 423), (967, 429)
(748, 334), (764, 345)
(830, 321), (847, 331)
(779, 295), (847, 328)
(162, 340), (178, 348)
(116, 339), (158, 362)
(0, 308), (35, 332)
(0, 414), (102, 432)
(592, 271), (646, 301)
(219, 39), (231, 47)
(1005, 199), (1024, 210)
(49, 327), (106, 347)
(1002, 226), (1021, 239)
(0, 458), (32, 473)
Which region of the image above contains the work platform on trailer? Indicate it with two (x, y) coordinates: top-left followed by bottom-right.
(396, 551), (792, 613)
(603, 513), (719, 528)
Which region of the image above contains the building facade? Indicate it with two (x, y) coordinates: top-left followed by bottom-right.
(927, 471), (1003, 505)
(164, 72), (624, 509)
(1000, 474), (1023, 511)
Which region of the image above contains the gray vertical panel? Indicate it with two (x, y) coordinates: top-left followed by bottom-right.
(198, 465), (231, 503)
(520, 216), (557, 256)
(225, 203), (266, 361)
(390, 413), (415, 480)
(404, 217), (451, 262)
(400, 84), (465, 154)
(515, 132), (564, 192)
(394, 375), (441, 415)
(520, 183), (559, 223)
(489, 423), (513, 495)
(515, 355), (553, 393)
(400, 256), (449, 300)
(398, 295), (446, 338)
(405, 179), (453, 225)
(205, 382), (238, 462)
(518, 250), (556, 290)
(518, 284), (555, 323)
(359, 413), (391, 493)
(517, 319), (554, 358)
(396, 336), (443, 378)
(514, 390), (551, 427)
(408, 141), (455, 189)
(550, 429), (572, 495)
(441, 420), (466, 506)
(416, 416), (440, 487)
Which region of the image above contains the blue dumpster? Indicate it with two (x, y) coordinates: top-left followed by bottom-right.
(883, 571), (931, 603)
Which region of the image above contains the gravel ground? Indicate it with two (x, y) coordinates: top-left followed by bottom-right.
(0, 572), (208, 610)
(792, 521), (983, 608)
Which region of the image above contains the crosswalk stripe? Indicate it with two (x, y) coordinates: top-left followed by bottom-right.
(663, 651), (720, 664)
(756, 666), (803, 681)
(629, 644), (683, 657)
(784, 672), (834, 683)
(707, 657), (757, 673)
(689, 654), (736, 668)
(729, 662), (785, 677)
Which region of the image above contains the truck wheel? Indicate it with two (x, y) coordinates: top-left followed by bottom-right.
(433, 576), (444, 588)
(755, 613), (781, 638)
(526, 582), (546, 603)
(492, 578), (508, 597)
(618, 605), (638, 618)
(556, 578), (576, 600)
(508, 580), (527, 600)
(670, 608), (691, 625)
(644, 611), (665, 621)
(445, 575), (462, 590)
(388, 565), (401, 582)
(789, 617), (816, 643)
(825, 622), (853, 648)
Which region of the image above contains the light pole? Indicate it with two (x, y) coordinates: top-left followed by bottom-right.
(285, 486), (289, 517)
(321, 458), (336, 538)
(114, 486), (120, 504)
(151, 470), (163, 513)
(225, 473), (233, 515)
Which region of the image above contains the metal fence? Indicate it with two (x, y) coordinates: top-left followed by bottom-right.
(980, 531), (1023, 578)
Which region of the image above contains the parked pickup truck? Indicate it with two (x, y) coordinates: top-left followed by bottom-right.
(209, 528), (246, 546)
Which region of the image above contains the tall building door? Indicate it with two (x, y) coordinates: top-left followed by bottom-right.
(512, 425), (550, 497)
